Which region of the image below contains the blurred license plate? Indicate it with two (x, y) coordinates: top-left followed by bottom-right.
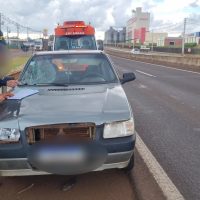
(37, 146), (86, 163)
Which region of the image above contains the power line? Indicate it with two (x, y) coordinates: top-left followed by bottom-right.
(184, 18), (200, 31)
(187, 18), (200, 23)
(150, 22), (183, 32)
(0, 12), (42, 35)
(186, 21), (200, 27)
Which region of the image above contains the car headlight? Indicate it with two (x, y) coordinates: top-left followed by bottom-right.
(0, 128), (20, 143)
(103, 118), (135, 139)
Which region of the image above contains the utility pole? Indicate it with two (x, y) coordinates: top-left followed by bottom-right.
(27, 27), (29, 40)
(0, 13), (5, 32)
(151, 29), (154, 52)
(6, 26), (9, 48)
(0, 13), (2, 31)
(16, 24), (20, 49)
(182, 18), (186, 55)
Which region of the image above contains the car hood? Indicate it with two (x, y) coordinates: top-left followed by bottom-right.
(0, 84), (132, 130)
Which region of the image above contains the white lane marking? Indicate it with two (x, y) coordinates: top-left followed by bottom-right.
(138, 84), (147, 89)
(136, 70), (156, 77)
(110, 54), (200, 75)
(193, 128), (200, 132)
(107, 47), (131, 53)
(115, 65), (130, 73)
(136, 132), (185, 200)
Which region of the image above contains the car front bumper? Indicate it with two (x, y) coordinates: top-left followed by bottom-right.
(0, 129), (136, 176)
(0, 150), (133, 176)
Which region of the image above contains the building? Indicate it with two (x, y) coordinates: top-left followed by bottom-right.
(185, 32), (200, 44)
(145, 32), (168, 45)
(104, 27), (119, 44)
(190, 31), (200, 37)
(119, 27), (126, 43)
(157, 38), (165, 47)
(5, 38), (27, 48)
(126, 7), (150, 44)
(157, 37), (182, 47)
(184, 35), (200, 44)
(134, 27), (146, 44)
(165, 37), (182, 46)
(104, 27), (126, 44)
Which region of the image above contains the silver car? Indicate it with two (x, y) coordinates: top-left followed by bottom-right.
(0, 50), (136, 176)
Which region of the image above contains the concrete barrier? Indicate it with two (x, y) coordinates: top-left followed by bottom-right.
(105, 48), (200, 72)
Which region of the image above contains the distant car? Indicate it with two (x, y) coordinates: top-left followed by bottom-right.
(48, 41), (53, 51)
(34, 39), (43, 51)
(23, 41), (35, 48)
(0, 50), (136, 176)
(21, 43), (29, 52)
(140, 45), (150, 52)
(97, 40), (104, 51)
(131, 48), (140, 54)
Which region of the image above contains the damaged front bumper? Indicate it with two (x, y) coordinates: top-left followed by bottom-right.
(0, 127), (135, 176)
(0, 150), (133, 176)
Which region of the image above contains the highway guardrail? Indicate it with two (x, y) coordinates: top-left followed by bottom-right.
(105, 47), (200, 72)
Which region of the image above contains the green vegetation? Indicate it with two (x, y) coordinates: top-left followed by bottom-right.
(184, 43), (197, 48)
(1, 55), (30, 77)
(8, 56), (30, 71)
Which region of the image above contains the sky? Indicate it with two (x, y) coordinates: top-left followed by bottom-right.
(0, 0), (200, 39)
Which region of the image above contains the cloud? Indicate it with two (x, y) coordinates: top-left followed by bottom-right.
(0, 0), (199, 37)
(189, 0), (200, 7)
(0, 0), (133, 34)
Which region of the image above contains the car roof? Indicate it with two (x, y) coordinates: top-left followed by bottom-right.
(34, 50), (104, 56)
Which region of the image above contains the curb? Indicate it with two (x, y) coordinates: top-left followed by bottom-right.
(130, 134), (185, 200)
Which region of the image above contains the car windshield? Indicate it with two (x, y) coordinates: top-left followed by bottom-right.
(20, 53), (118, 86)
(54, 35), (97, 50)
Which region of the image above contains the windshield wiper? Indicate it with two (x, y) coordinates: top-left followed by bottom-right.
(50, 83), (69, 86)
(18, 83), (69, 86)
(18, 83), (35, 86)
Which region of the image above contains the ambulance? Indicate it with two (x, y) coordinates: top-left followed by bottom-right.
(53, 21), (97, 50)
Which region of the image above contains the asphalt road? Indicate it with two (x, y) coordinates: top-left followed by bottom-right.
(0, 170), (136, 200)
(110, 55), (200, 200)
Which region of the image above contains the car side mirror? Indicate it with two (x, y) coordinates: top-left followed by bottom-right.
(120, 73), (136, 84)
(98, 45), (104, 51)
(99, 46), (104, 51)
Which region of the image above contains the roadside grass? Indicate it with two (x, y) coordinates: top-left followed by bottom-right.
(8, 55), (30, 72)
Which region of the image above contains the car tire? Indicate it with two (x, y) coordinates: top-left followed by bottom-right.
(122, 154), (134, 173)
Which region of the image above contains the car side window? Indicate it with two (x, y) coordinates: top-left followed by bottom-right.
(100, 60), (116, 81)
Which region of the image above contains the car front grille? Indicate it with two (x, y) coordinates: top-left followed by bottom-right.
(26, 123), (95, 144)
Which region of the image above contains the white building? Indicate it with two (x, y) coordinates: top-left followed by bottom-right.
(157, 38), (165, 47)
(126, 7), (150, 44)
(145, 32), (168, 45)
(184, 35), (200, 44)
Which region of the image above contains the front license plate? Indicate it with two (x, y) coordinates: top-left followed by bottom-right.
(37, 146), (86, 164)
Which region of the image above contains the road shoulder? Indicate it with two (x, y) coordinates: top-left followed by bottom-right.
(130, 150), (166, 200)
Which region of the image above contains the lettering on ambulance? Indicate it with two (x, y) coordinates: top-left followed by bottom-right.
(65, 32), (85, 35)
